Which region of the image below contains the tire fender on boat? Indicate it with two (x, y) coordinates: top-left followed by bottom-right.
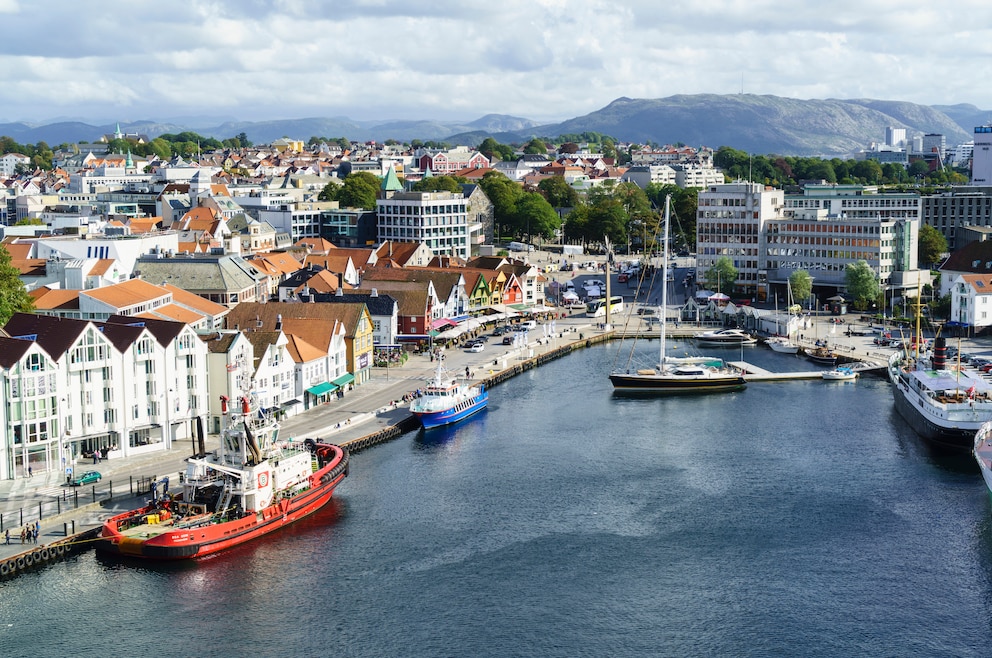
(0, 561), (11, 576)
(31, 550), (42, 564)
(15, 556), (25, 570)
(23, 553), (33, 567)
(40, 548), (51, 561)
(56, 544), (66, 556)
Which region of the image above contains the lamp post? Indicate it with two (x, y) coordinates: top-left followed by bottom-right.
(58, 397), (71, 484)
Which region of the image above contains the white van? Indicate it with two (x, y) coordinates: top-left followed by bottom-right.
(508, 241), (534, 252)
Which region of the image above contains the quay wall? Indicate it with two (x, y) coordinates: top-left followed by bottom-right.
(0, 528), (100, 581)
(338, 331), (613, 454)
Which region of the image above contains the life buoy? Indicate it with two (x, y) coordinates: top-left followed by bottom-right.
(40, 548), (51, 561)
(0, 561), (11, 576)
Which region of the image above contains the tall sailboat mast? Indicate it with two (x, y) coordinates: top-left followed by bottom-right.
(659, 196), (670, 369)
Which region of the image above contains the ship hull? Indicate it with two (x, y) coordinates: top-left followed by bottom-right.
(96, 446), (348, 560)
(609, 373), (746, 394)
(891, 384), (977, 452)
(414, 391), (488, 429)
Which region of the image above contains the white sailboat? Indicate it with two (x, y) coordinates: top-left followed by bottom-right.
(609, 196), (747, 394)
(767, 279), (799, 353)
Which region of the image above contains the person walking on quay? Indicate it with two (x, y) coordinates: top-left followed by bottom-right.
(35, 520), (40, 541)
(19, 526), (26, 544)
(4, 528), (9, 545)
(27, 465), (32, 478)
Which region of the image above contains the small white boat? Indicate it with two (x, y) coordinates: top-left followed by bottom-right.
(695, 329), (757, 347)
(766, 336), (799, 354)
(822, 366), (858, 381)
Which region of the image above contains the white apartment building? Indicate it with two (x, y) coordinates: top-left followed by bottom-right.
(950, 274), (992, 329)
(673, 164), (724, 189)
(0, 152), (31, 176)
(376, 191), (473, 260)
(696, 182), (784, 298)
(0, 314), (208, 480)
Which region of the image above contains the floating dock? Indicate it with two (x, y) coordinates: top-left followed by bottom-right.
(731, 362), (823, 382)
(731, 360), (885, 382)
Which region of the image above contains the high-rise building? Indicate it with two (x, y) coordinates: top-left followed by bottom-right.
(886, 126), (907, 148)
(971, 125), (992, 185)
(922, 133), (946, 161)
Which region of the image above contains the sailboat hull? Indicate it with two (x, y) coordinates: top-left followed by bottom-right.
(609, 372), (746, 394)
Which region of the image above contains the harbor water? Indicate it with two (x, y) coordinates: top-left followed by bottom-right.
(2, 343), (992, 657)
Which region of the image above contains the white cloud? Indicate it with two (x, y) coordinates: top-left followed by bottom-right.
(0, 0), (991, 124)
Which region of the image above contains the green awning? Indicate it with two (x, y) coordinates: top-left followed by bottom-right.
(306, 381), (336, 396)
(331, 373), (355, 387)
(510, 304), (529, 311)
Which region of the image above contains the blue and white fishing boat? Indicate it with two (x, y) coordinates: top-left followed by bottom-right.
(411, 358), (488, 429)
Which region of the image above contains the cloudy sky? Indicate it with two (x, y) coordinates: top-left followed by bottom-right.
(1, 0), (991, 125)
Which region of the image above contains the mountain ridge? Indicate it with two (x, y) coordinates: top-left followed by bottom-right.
(0, 95), (984, 157)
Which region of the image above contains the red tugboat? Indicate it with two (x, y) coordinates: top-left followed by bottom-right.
(96, 392), (348, 560)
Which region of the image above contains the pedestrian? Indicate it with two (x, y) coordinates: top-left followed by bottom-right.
(92, 450), (98, 465)
(465, 366), (470, 378)
(32, 527), (37, 544)
(19, 526), (25, 544)
(35, 520), (40, 539)
(4, 528), (9, 545)
(27, 465), (32, 478)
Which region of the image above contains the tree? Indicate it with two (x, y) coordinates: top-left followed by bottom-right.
(917, 225), (948, 267)
(0, 246), (34, 325)
(788, 270), (813, 306)
(522, 138), (548, 155)
(478, 137), (514, 163)
(318, 180), (342, 201)
(537, 176), (579, 209)
(563, 204), (592, 243)
(479, 171), (524, 238)
(336, 172), (380, 210)
(410, 175), (465, 193)
(514, 192), (560, 242)
(844, 260), (881, 310)
(558, 142), (579, 154)
(705, 256), (738, 295)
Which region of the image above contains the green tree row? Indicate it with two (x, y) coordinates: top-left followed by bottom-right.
(713, 146), (969, 187)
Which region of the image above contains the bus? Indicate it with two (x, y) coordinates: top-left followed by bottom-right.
(586, 295), (624, 318)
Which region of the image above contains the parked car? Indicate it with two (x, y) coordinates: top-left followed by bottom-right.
(70, 471), (102, 486)
(502, 336), (515, 345)
(492, 326), (509, 336)
(468, 343), (485, 353)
